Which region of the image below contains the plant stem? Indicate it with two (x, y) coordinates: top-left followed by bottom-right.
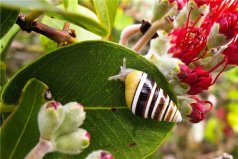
(25, 11), (43, 25)
(0, 103), (15, 113)
(119, 24), (141, 46)
(25, 138), (53, 159)
(0, 61), (7, 86)
(132, 17), (173, 52)
(63, 22), (70, 31)
(16, 13), (77, 45)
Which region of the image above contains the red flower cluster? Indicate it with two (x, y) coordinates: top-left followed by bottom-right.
(167, 0), (238, 123)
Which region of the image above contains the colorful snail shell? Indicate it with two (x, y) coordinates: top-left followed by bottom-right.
(108, 58), (182, 122)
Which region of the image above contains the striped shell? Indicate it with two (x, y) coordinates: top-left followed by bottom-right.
(108, 58), (182, 122)
(125, 71), (182, 122)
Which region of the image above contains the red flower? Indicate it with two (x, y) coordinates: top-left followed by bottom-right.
(187, 96), (213, 123)
(169, 8), (208, 65)
(222, 37), (238, 65)
(201, 0), (238, 33)
(217, 12), (238, 39)
(179, 66), (212, 95)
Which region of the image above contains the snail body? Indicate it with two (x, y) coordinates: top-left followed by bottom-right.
(109, 59), (182, 122)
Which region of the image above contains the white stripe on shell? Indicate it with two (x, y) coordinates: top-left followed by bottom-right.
(144, 82), (157, 118)
(151, 88), (163, 119)
(131, 73), (148, 114)
(168, 102), (177, 122)
(159, 96), (170, 121)
(175, 111), (182, 122)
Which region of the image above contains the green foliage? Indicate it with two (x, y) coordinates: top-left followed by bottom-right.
(114, 8), (133, 30)
(0, 24), (19, 60)
(0, 0), (107, 36)
(0, 79), (49, 159)
(0, 7), (19, 39)
(1, 41), (175, 158)
(93, 0), (118, 37)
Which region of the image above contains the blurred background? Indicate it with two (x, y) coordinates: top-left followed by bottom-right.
(4, 0), (238, 159)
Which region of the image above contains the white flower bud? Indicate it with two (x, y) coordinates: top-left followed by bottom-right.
(53, 128), (90, 154)
(85, 150), (114, 159)
(54, 102), (86, 137)
(38, 101), (65, 139)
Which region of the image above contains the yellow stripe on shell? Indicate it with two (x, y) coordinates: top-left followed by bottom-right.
(125, 70), (143, 109)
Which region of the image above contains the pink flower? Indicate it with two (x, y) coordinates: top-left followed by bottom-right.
(179, 66), (212, 95)
(217, 12), (238, 39)
(188, 96), (213, 123)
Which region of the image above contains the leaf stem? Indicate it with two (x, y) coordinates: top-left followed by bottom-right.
(25, 10), (43, 25)
(25, 138), (53, 159)
(0, 61), (7, 86)
(132, 17), (173, 52)
(16, 13), (77, 45)
(0, 103), (15, 113)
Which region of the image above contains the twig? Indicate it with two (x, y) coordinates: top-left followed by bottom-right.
(63, 22), (70, 31)
(16, 13), (77, 45)
(132, 17), (174, 52)
(119, 24), (141, 46)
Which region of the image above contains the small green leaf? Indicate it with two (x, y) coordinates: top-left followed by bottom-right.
(1, 41), (176, 158)
(0, 24), (20, 60)
(0, 7), (19, 38)
(93, 0), (118, 37)
(0, 79), (49, 159)
(0, 0), (107, 36)
(63, 0), (78, 12)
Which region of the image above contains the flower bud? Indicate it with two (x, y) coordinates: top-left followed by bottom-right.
(53, 128), (90, 154)
(222, 38), (238, 66)
(178, 66), (212, 95)
(217, 12), (238, 40)
(207, 23), (229, 49)
(187, 96), (213, 123)
(38, 101), (65, 139)
(86, 150), (114, 159)
(54, 102), (86, 137)
(152, 0), (178, 22)
(150, 53), (181, 80)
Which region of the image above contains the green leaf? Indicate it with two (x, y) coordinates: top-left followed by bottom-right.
(1, 41), (175, 158)
(63, 0), (78, 12)
(40, 15), (100, 52)
(0, 7), (19, 38)
(0, 79), (49, 159)
(93, 0), (118, 37)
(114, 8), (133, 30)
(0, 0), (107, 37)
(0, 24), (20, 60)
